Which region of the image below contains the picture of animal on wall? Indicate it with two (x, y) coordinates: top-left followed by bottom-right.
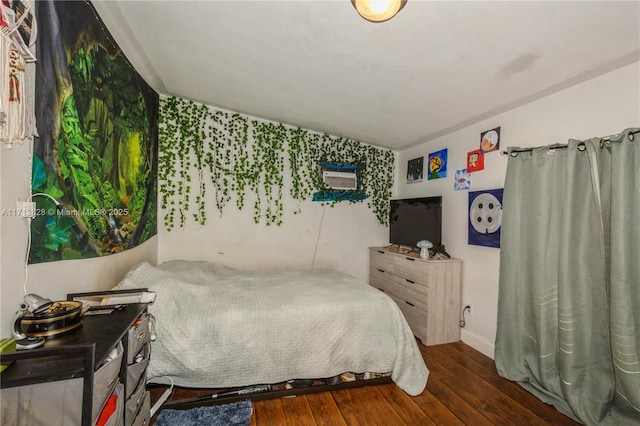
(427, 149), (448, 180)
(32, 0), (159, 263)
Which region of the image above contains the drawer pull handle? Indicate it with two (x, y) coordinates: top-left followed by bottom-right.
(137, 331), (147, 342)
(405, 257), (415, 262)
(406, 279), (415, 284)
(377, 288), (385, 292)
(405, 301), (415, 307)
(377, 250), (385, 254)
(377, 268), (385, 273)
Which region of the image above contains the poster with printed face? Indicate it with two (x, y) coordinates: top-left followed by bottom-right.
(468, 188), (503, 248)
(454, 169), (471, 191)
(427, 149), (448, 180)
(467, 149), (484, 172)
(480, 127), (500, 153)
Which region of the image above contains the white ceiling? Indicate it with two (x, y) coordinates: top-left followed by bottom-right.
(92, 0), (640, 150)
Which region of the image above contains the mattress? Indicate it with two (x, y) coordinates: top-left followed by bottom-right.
(118, 260), (428, 396)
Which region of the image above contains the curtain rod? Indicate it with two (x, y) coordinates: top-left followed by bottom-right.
(500, 129), (639, 156)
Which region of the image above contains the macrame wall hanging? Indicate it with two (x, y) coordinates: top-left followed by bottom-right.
(0, 0), (37, 148)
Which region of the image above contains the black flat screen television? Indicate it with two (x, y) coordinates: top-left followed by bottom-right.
(389, 196), (442, 250)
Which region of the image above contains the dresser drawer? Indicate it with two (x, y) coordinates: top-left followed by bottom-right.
(369, 248), (397, 274)
(370, 267), (429, 311)
(369, 248), (429, 284)
(385, 293), (429, 344)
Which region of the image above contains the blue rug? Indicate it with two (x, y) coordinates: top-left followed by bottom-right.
(155, 400), (252, 426)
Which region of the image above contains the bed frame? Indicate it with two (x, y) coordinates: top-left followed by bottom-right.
(155, 375), (393, 409)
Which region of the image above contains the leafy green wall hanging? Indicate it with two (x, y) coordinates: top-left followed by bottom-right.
(32, 0), (159, 263)
(159, 97), (395, 230)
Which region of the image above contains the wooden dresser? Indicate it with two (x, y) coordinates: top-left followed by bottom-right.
(369, 247), (462, 346)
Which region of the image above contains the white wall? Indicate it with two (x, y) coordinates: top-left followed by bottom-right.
(159, 63), (638, 359)
(0, 139), (158, 337)
(3, 56), (636, 360)
(157, 109), (390, 282)
(158, 199), (387, 282)
(396, 62), (640, 358)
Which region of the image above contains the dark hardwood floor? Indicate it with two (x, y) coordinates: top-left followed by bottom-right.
(150, 341), (580, 425)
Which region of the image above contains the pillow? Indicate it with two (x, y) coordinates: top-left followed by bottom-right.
(156, 260), (238, 283)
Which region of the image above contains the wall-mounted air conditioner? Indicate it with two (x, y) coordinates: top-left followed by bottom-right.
(321, 163), (358, 190)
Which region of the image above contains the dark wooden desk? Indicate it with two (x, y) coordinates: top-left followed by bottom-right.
(1, 303), (146, 388)
(1, 303), (148, 426)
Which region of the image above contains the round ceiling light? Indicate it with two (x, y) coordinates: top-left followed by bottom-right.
(351, 0), (407, 23)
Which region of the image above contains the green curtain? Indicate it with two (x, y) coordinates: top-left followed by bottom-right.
(495, 128), (640, 424)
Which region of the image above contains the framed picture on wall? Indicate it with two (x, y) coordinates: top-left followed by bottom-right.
(480, 127), (500, 153)
(427, 149), (448, 180)
(468, 188), (503, 248)
(467, 149), (484, 172)
(407, 156), (424, 183)
(454, 169), (471, 191)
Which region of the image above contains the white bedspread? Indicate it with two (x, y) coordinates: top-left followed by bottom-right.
(118, 261), (428, 396)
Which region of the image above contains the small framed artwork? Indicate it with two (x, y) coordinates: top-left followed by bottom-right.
(407, 156), (423, 183)
(427, 148), (448, 180)
(454, 169), (471, 191)
(480, 127), (500, 153)
(467, 149), (484, 172)
(468, 188), (503, 248)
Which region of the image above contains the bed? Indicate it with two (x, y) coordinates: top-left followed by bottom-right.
(117, 260), (428, 397)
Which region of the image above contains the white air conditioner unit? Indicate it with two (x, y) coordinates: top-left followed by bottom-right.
(322, 169), (358, 190)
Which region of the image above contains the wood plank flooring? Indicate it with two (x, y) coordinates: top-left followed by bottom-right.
(150, 341), (580, 425)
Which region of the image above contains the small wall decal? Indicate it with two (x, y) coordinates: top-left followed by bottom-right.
(407, 156), (423, 183)
(427, 148), (448, 180)
(454, 169), (471, 190)
(480, 127), (500, 153)
(467, 149), (484, 172)
(468, 188), (503, 248)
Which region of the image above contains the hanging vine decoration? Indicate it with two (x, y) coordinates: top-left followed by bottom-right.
(229, 113), (251, 211)
(158, 97), (179, 230)
(158, 97), (395, 230)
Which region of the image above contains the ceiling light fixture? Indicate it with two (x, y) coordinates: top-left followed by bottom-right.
(351, 0), (407, 23)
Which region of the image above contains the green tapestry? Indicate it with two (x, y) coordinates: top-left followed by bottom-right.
(32, 0), (158, 263)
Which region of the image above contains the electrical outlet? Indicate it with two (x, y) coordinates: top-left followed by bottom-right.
(464, 304), (473, 316)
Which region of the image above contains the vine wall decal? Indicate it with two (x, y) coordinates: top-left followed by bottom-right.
(159, 97), (395, 230)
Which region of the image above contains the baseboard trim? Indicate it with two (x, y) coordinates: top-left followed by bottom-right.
(460, 329), (495, 359)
